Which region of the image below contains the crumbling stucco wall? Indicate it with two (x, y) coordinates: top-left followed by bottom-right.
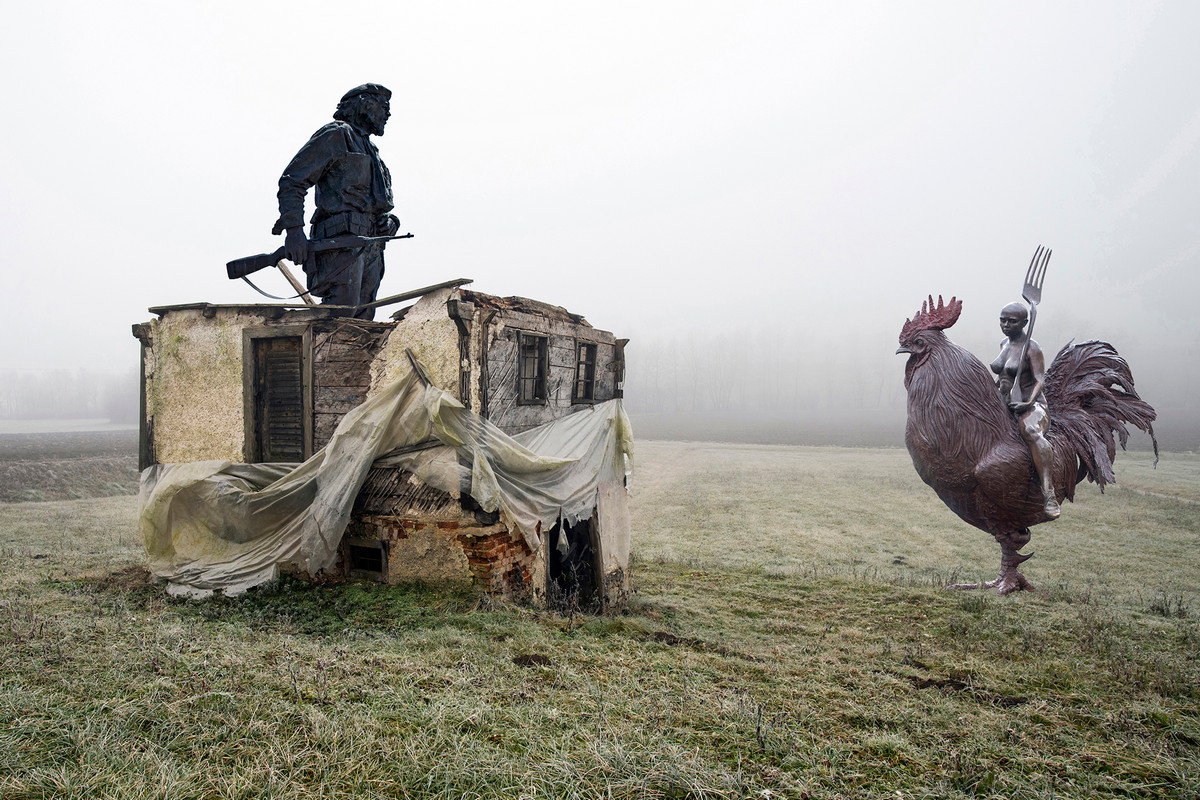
(349, 513), (547, 597)
(144, 308), (265, 463)
(387, 524), (473, 584)
(369, 288), (461, 399)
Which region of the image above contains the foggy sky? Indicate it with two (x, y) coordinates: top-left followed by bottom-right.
(2, 2), (1197, 422)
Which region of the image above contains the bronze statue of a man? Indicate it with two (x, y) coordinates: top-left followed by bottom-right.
(990, 301), (1060, 519)
(271, 83), (399, 319)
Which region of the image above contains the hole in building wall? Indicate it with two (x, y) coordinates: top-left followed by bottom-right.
(547, 517), (600, 614)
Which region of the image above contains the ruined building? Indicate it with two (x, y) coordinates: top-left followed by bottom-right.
(132, 281), (631, 609)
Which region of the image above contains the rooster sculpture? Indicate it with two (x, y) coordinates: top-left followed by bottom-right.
(896, 295), (1157, 594)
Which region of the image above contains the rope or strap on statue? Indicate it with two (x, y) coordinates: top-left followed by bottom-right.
(241, 261), (318, 303)
(241, 275), (312, 302)
(240, 276), (477, 313)
(241, 255), (365, 303)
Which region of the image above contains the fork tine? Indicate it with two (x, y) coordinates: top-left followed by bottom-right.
(1025, 246), (1042, 286)
(1021, 245), (1050, 304)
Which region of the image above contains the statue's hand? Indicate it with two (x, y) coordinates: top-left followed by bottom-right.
(379, 214), (400, 237)
(1009, 400), (1031, 414)
(284, 227), (309, 265)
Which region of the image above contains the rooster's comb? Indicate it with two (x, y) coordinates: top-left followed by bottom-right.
(900, 295), (962, 341)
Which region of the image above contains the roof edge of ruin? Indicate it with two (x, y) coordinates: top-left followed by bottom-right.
(457, 290), (591, 327)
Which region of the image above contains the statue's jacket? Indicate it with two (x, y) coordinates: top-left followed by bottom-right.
(274, 121), (393, 237)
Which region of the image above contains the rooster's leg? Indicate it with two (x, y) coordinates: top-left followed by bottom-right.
(946, 530), (1035, 594)
(982, 529), (1034, 595)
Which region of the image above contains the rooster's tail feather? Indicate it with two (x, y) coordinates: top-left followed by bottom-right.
(1045, 340), (1158, 496)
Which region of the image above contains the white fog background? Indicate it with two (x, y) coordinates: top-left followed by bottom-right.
(1, 1), (1196, 447)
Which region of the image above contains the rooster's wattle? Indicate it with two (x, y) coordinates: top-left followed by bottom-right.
(896, 295), (1157, 594)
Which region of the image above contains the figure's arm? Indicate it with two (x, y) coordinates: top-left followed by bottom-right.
(377, 214), (400, 237)
(271, 125), (344, 262)
(1010, 342), (1047, 412)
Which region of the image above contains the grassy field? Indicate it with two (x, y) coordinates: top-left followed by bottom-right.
(0, 430), (139, 503)
(0, 440), (1197, 799)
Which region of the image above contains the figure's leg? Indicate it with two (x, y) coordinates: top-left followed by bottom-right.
(353, 245), (385, 321)
(312, 249), (364, 316)
(1021, 405), (1059, 519)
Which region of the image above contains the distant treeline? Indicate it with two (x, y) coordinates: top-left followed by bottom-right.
(621, 329), (1197, 451)
(621, 330), (907, 415)
(0, 369), (139, 422)
(4, 330), (1193, 450)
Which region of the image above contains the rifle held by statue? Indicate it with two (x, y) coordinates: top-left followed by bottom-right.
(226, 233), (413, 280)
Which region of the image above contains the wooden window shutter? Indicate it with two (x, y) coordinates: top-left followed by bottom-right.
(254, 336), (305, 462)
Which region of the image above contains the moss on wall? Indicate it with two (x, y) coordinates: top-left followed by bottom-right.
(144, 309), (265, 463)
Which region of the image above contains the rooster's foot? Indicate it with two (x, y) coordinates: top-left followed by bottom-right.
(944, 568), (1034, 594)
(983, 544), (1035, 595)
(983, 569), (1034, 596)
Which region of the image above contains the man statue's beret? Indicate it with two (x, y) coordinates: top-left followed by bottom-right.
(341, 83), (391, 102)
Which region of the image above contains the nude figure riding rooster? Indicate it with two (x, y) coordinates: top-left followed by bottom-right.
(896, 284), (1157, 595)
(991, 301), (1059, 521)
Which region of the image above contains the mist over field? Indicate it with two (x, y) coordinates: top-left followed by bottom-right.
(618, 321), (1193, 451)
(1, 3), (1198, 459)
(1, 3), (1198, 442)
(2, 317), (1193, 451)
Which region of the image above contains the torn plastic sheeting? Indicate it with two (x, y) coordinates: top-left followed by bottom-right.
(139, 363), (633, 597)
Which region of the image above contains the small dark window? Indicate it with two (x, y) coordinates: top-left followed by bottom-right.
(347, 539), (387, 580)
(574, 342), (597, 403)
(518, 333), (548, 404)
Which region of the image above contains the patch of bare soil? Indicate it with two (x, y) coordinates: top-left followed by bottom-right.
(87, 564), (157, 594)
(73, 564), (166, 611)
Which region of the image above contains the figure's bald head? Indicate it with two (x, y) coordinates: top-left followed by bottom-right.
(1000, 302), (1028, 338)
(1000, 301), (1028, 321)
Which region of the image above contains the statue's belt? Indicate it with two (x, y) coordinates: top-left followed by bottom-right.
(313, 211), (378, 238)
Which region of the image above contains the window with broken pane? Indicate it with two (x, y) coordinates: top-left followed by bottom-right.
(574, 341), (597, 403)
(518, 332), (548, 404)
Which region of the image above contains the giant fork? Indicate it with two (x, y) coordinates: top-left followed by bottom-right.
(1011, 246), (1051, 403)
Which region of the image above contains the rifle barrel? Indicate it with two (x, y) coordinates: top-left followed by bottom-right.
(227, 233), (412, 280)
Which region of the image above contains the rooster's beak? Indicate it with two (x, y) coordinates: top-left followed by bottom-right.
(895, 346), (911, 355)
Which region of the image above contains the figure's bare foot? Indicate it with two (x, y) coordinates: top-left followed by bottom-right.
(1044, 497), (1061, 519)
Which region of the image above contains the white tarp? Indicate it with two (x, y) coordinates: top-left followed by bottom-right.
(139, 364), (633, 597)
